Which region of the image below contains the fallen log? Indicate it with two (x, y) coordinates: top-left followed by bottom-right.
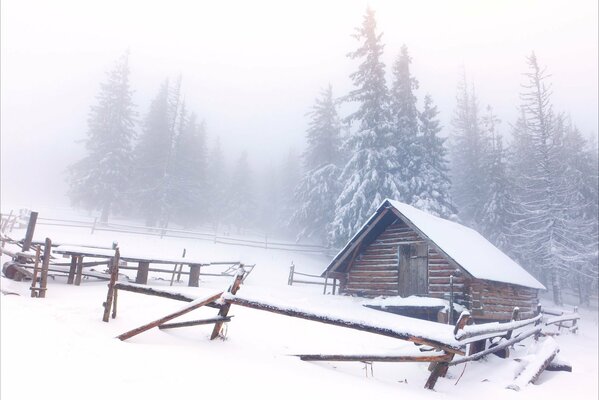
(546, 358), (572, 372)
(159, 316), (232, 330)
(295, 353), (452, 362)
(448, 327), (541, 366)
(225, 295), (463, 355)
(117, 292), (223, 341)
(113, 282), (221, 309)
(506, 337), (559, 391)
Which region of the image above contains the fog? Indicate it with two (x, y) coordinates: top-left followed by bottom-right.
(1, 0), (597, 208)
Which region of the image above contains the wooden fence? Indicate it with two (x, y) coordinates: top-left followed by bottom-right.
(1, 210), (337, 256)
(287, 263), (339, 294)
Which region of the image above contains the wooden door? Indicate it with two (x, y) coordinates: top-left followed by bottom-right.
(398, 244), (428, 296)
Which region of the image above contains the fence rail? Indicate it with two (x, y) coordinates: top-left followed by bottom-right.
(2, 210), (339, 256)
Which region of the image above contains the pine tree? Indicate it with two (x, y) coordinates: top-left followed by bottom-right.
(134, 80), (172, 227)
(478, 106), (514, 250)
(449, 73), (491, 228)
(290, 85), (342, 242)
(412, 95), (455, 218)
(508, 53), (592, 305)
(170, 112), (207, 227)
(205, 137), (228, 228)
(68, 51), (136, 222)
(330, 7), (402, 246)
(389, 45), (422, 203)
(225, 151), (257, 231)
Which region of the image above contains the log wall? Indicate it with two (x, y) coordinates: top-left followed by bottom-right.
(469, 280), (539, 321)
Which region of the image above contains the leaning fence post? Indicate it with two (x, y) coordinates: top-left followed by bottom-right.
(102, 248), (120, 322)
(288, 262), (295, 286)
(38, 238), (51, 298)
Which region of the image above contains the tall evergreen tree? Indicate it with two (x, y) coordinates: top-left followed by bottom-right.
(205, 137), (227, 228)
(330, 7), (401, 246)
(170, 112), (207, 226)
(389, 45), (422, 202)
(134, 80), (173, 227)
(290, 85), (342, 242)
(225, 151), (257, 231)
(412, 95), (455, 218)
(68, 51), (136, 222)
(508, 53), (592, 305)
(449, 73), (491, 228)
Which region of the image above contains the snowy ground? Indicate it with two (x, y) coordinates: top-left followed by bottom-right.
(1, 210), (597, 400)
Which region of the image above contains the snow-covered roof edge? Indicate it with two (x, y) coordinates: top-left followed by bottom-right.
(323, 199), (546, 290)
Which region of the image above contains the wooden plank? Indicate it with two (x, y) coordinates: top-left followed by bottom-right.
(74, 256), (84, 286)
(188, 264), (201, 287)
(67, 255), (77, 285)
(102, 249), (120, 322)
(117, 292), (223, 341)
(136, 261), (149, 284)
(226, 295), (464, 355)
(210, 270), (245, 340)
(158, 316), (232, 330)
(296, 353), (452, 362)
(29, 246), (42, 298)
(506, 337), (559, 391)
(113, 282), (219, 309)
(37, 238), (51, 298)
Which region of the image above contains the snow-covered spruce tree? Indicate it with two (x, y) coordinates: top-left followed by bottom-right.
(204, 137), (228, 229)
(329, 7), (402, 247)
(68, 51), (136, 222)
(412, 95), (455, 218)
(478, 106), (515, 251)
(449, 73), (491, 229)
(170, 111), (207, 227)
(508, 53), (592, 305)
(134, 79), (182, 227)
(389, 45), (422, 203)
(290, 85), (342, 242)
(224, 151), (258, 232)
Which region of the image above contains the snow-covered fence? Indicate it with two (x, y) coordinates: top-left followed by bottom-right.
(24, 214), (335, 255)
(543, 307), (580, 334)
(287, 262), (339, 294)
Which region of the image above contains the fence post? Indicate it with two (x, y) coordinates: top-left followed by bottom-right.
(38, 238), (51, 298)
(288, 262), (295, 286)
(21, 211), (38, 253)
(323, 272), (329, 295)
(448, 275), (454, 324)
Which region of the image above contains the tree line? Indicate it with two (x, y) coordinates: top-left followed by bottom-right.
(69, 9), (598, 305)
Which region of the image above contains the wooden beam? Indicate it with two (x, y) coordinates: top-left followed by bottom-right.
(295, 353), (452, 362)
(225, 295), (463, 354)
(188, 264), (200, 287)
(102, 249), (120, 322)
(117, 292), (223, 341)
(210, 270), (245, 340)
(158, 316), (232, 330)
(136, 261), (149, 284)
(74, 256), (84, 286)
(113, 283), (220, 309)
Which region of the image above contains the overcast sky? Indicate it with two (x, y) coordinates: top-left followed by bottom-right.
(1, 0), (597, 208)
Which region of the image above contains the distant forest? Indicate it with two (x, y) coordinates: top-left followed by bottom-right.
(68, 8), (598, 305)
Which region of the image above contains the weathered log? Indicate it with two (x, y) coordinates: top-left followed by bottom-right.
(102, 249), (120, 322)
(424, 312), (471, 390)
(450, 327), (541, 366)
(38, 238), (51, 298)
(74, 256), (84, 286)
(29, 246), (42, 297)
(20, 211), (38, 253)
(135, 261), (149, 284)
(506, 337), (559, 391)
(225, 295), (463, 354)
(67, 255), (77, 285)
(117, 292), (223, 341)
(296, 353), (452, 362)
(158, 316), (232, 330)
(210, 270), (245, 340)
(546, 359), (572, 372)
(188, 264), (200, 287)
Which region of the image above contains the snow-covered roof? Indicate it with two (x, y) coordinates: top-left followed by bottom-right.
(325, 199), (546, 290)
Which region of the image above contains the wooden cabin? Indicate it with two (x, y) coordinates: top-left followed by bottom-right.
(322, 199), (545, 321)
